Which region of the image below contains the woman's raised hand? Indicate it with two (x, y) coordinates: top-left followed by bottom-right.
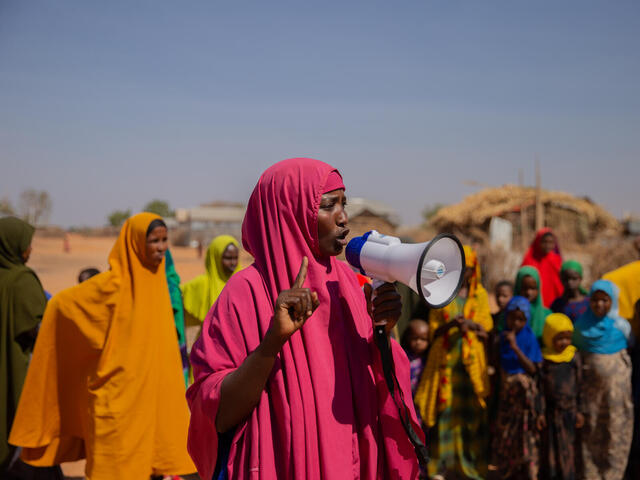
(270, 257), (320, 343)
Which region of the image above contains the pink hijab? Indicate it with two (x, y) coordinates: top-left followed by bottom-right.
(186, 158), (421, 479)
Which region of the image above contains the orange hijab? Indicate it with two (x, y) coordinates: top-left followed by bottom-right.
(9, 213), (195, 479)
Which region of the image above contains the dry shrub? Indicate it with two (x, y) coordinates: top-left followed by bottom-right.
(589, 237), (639, 281)
(476, 245), (523, 292)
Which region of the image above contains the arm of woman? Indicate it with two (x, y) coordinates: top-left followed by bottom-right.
(215, 257), (319, 433)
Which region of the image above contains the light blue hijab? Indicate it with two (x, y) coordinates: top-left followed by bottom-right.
(573, 279), (629, 354)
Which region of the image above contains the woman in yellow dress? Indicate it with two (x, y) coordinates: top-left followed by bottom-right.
(9, 213), (195, 479)
(415, 245), (492, 479)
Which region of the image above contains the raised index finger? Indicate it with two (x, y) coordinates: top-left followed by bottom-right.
(293, 256), (308, 288)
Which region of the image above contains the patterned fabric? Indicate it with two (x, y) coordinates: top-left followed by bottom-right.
(550, 296), (590, 323)
(540, 356), (582, 480)
(492, 373), (541, 479)
(427, 332), (487, 480)
(579, 350), (633, 480)
(415, 246), (491, 429)
(415, 327), (489, 428)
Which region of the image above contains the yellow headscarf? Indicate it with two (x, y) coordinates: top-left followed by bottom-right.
(9, 213), (195, 479)
(541, 313), (576, 363)
(181, 235), (241, 323)
(414, 245), (490, 427)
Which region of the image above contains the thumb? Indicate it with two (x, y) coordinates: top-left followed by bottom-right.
(363, 282), (373, 317)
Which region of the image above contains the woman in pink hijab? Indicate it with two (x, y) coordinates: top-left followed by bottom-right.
(187, 158), (422, 479)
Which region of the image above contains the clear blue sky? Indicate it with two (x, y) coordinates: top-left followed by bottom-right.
(1, 1), (638, 227)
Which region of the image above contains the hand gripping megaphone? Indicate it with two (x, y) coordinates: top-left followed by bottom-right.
(345, 230), (465, 468)
(345, 230), (465, 308)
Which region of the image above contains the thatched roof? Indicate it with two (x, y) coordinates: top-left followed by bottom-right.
(431, 185), (620, 233)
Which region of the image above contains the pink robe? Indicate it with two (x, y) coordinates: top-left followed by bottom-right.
(186, 158), (421, 479)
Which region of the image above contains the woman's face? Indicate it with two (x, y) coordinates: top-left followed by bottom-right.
(221, 243), (239, 275)
(145, 226), (168, 268)
(552, 331), (573, 353)
(317, 189), (349, 257)
(540, 233), (556, 255)
(506, 309), (527, 333)
(520, 275), (539, 303)
(590, 290), (612, 318)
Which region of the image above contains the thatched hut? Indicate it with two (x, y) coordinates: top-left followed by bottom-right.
(430, 185), (621, 247)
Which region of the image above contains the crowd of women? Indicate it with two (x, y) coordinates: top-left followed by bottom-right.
(403, 228), (640, 480)
(1, 157), (639, 480)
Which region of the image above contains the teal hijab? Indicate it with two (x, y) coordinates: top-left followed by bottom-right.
(573, 280), (628, 354)
(561, 260), (588, 295)
(165, 250), (188, 386)
(515, 265), (551, 340)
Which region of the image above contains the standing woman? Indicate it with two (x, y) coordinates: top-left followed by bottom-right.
(414, 245), (492, 480)
(181, 235), (241, 325)
(0, 217), (62, 479)
(9, 213), (195, 479)
(187, 158), (421, 480)
(573, 280), (633, 479)
(521, 228), (563, 308)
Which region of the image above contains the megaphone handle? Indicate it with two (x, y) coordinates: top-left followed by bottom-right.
(374, 324), (395, 394)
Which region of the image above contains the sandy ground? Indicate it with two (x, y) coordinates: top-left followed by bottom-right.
(26, 233), (251, 479)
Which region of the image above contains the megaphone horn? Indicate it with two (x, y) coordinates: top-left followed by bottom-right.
(346, 230), (466, 309)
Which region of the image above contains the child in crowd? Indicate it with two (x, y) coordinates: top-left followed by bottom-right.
(492, 296), (543, 480)
(415, 245), (491, 480)
(493, 280), (514, 331)
(550, 260), (589, 322)
(539, 313), (583, 480)
(515, 266), (551, 340)
(573, 280), (633, 479)
(401, 318), (430, 396)
(77, 267), (100, 283)
(521, 228), (563, 308)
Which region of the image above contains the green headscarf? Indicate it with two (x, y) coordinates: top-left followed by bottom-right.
(0, 217), (46, 467)
(515, 265), (551, 340)
(165, 250), (188, 387)
(561, 260), (588, 295)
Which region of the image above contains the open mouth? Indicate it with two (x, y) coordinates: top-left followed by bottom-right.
(336, 229), (350, 246)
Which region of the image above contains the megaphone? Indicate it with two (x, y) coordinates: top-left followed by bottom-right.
(346, 230), (465, 309)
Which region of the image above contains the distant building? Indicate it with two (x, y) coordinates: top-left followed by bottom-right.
(345, 197), (400, 239)
(172, 202), (245, 247)
(171, 197), (400, 248)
